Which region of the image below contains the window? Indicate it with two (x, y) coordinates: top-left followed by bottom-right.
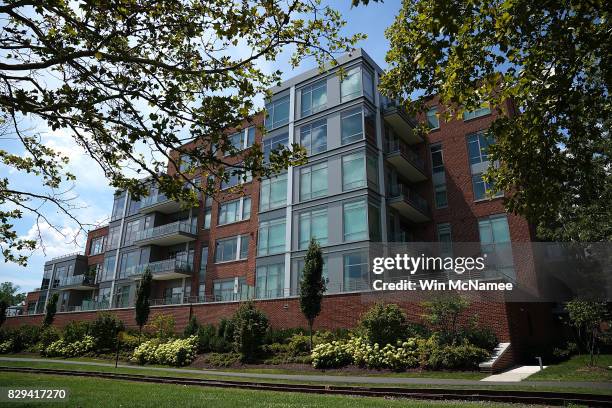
(478, 215), (513, 279)
(199, 246), (208, 284)
(127, 196), (140, 215)
(299, 119), (327, 155)
(341, 107), (363, 145)
(218, 197), (251, 225)
(111, 194), (125, 221)
(430, 144), (447, 208)
(463, 105), (491, 121)
(256, 263), (284, 299)
(215, 234), (249, 263)
(123, 219), (140, 246)
(343, 200), (368, 241)
(343, 252), (368, 292)
(115, 284), (131, 308)
(467, 131), (494, 165)
(260, 173), (287, 211)
(368, 203), (381, 241)
(262, 133), (289, 162)
(298, 209), (328, 249)
(203, 196), (212, 229)
(299, 162), (328, 201)
(220, 168), (252, 190)
(179, 154), (193, 172)
(472, 173), (502, 201)
(427, 106), (440, 129)
(119, 251), (140, 278)
(342, 152), (366, 190)
(258, 218), (286, 256)
(224, 126), (256, 155)
(366, 152), (379, 190)
(437, 223), (452, 257)
(101, 255), (116, 282)
(479, 215), (510, 245)
(265, 96), (289, 129)
(89, 236), (105, 255)
(341, 67), (362, 102)
(301, 80), (327, 116)
(106, 226), (120, 250)
(362, 68), (374, 101)
(214, 278), (247, 301)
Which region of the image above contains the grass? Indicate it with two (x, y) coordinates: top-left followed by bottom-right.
(0, 372), (537, 407)
(529, 354), (612, 382)
(0, 359), (611, 396)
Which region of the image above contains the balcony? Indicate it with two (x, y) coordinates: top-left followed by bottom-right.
(126, 259), (193, 281)
(388, 184), (430, 223)
(134, 220), (197, 246)
(57, 274), (97, 290)
(139, 194), (182, 214)
(382, 99), (422, 145)
(386, 140), (427, 182)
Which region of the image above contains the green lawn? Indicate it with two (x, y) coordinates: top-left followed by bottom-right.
(529, 354), (612, 382)
(0, 372), (531, 408)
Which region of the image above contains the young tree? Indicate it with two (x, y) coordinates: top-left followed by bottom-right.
(0, 282), (26, 305)
(380, 0), (611, 241)
(0, 1), (364, 266)
(566, 299), (608, 366)
(135, 269), (153, 342)
(299, 239), (326, 350)
(0, 300), (7, 328)
(43, 293), (59, 327)
(421, 294), (469, 345)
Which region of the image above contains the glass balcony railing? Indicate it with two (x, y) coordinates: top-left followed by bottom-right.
(125, 259), (193, 278)
(139, 194), (169, 208)
(134, 220), (197, 243)
(58, 274), (96, 288)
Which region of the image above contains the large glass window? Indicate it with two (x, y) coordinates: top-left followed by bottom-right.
(199, 246), (208, 284)
(427, 106), (440, 129)
(203, 197), (212, 229)
(341, 107), (363, 145)
(220, 168), (252, 190)
(258, 218), (286, 256)
(260, 173), (287, 211)
(179, 154), (193, 172)
(472, 173), (502, 201)
(299, 119), (327, 155)
(467, 131), (494, 165)
(101, 254), (116, 282)
(262, 133), (289, 162)
(343, 252), (368, 292)
(265, 96), (290, 130)
(478, 215), (514, 279)
(430, 144), (447, 208)
(218, 197), (251, 225)
(341, 67), (362, 102)
(111, 194), (125, 221)
(89, 236), (105, 255)
(119, 251), (139, 278)
(362, 68), (374, 101)
(213, 278), (247, 301)
(463, 105), (491, 121)
(256, 263), (284, 299)
(298, 209), (328, 249)
(299, 162), (327, 201)
(123, 219), (140, 246)
(342, 152), (366, 190)
(301, 80), (327, 117)
(368, 203), (381, 241)
(343, 200), (368, 241)
(106, 226), (120, 250)
(437, 223), (453, 257)
(366, 152), (379, 190)
(479, 215), (510, 245)
(215, 234), (249, 263)
(224, 126), (256, 156)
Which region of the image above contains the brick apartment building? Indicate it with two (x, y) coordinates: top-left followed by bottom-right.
(10, 49), (555, 368)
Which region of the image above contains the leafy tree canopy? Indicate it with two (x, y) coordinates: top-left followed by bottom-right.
(381, 0), (610, 241)
(0, 281), (26, 305)
(0, 0), (364, 264)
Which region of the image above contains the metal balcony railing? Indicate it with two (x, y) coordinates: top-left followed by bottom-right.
(388, 183), (429, 215)
(125, 259), (193, 278)
(57, 274), (96, 288)
(134, 220), (197, 242)
(386, 139), (426, 173)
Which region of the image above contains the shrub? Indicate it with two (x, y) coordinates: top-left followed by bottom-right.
(10, 325), (41, 352)
(132, 336), (198, 366)
(348, 337), (419, 371)
(0, 339), (13, 354)
(311, 340), (352, 369)
(195, 324), (216, 353)
(263, 327), (305, 345)
(147, 314), (175, 340)
(461, 326), (497, 352)
(42, 335), (95, 358)
(231, 302), (269, 362)
(287, 334), (310, 356)
(421, 295), (469, 344)
(218, 318), (234, 344)
(62, 321), (90, 343)
(418, 335), (490, 370)
(184, 315), (199, 337)
(118, 331), (141, 351)
(358, 303), (408, 346)
(90, 312), (123, 350)
(204, 352), (242, 367)
(39, 326), (61, 349)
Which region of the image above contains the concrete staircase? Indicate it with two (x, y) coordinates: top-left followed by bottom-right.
(479, 342), (511, 374)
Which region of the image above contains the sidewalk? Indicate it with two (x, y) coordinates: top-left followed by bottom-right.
(1, 357), (611, 390)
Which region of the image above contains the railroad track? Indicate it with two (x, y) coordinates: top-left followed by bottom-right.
(1, 366), (610, 407)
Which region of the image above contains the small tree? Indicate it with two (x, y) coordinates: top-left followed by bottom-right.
(134, 269), (152, 342)
(43, 293), (59, 327)
(566, 299), (608, 366)
(421, 294), (469, 345)
(0, 300), (7, 328)
(299, 239), (326, 350)
(358, 303), (408, 346)
(232, 302), (269, 362)
(184, 315), (199, 337)
(148, 314), (175, 340)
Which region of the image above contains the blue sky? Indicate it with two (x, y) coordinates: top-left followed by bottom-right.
(0, 1), (400, 294)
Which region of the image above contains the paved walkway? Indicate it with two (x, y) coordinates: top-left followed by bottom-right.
(1, 357), (611, 390)
(482, 366), (546, 382)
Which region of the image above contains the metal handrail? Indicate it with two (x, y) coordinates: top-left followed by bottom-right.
(57, 274), (96, 287)
(125, 259), (193, 278)
(386, 139), (425, 172)
(388, 183), (429, 214)
(134, 220), (197, 242)
(50, 252), (82, 261)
